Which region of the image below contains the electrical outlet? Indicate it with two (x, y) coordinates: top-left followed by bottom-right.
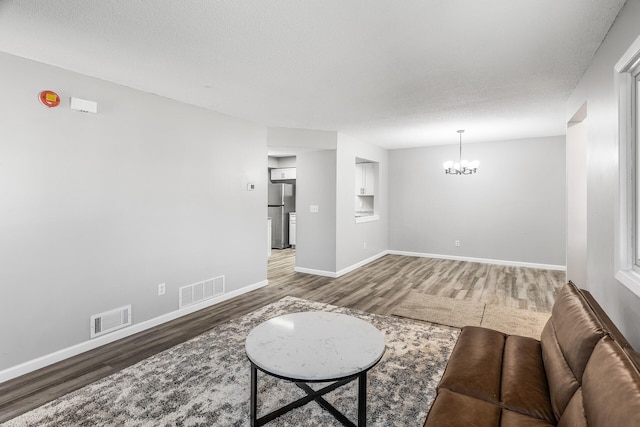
(363, 241), (367, 248)
(455, 240), (460, 247)
(158, 283), (166, 296)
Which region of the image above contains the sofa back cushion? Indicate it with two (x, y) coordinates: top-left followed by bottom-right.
(578, 338), (640, 426)
(540, 282), (605, 419)
(556, 389), (587, 427)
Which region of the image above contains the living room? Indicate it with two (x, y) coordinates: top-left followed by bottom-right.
(2, 1), (640, 425)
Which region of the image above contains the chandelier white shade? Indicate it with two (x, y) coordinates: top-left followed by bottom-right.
(443, 130), (479, 175)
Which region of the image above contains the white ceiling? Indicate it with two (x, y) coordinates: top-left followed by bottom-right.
(0, 0), (627, 148)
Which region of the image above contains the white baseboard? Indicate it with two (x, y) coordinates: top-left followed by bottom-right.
(294, 251), (388, 278)
(388, 250), (566, 271)
(335, 251), (389, 277)
(294, 249), (564, 278)
(294, 266), (339, 277)
(0, 279), (268, 384)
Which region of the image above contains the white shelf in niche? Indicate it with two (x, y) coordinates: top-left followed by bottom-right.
(355, 214), (379, 224)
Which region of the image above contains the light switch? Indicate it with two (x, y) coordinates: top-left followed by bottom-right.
(310, 205), (319, 213)
(247, 183), (255, 191)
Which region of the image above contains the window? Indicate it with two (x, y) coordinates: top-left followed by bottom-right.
(615, 35), (640, 297)
(636, 75), (640, 269)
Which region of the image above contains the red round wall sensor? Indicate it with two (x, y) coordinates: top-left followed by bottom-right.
(39, 90), (60, 108)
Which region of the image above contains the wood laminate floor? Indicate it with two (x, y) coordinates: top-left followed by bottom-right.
(0, 251), (565, 422)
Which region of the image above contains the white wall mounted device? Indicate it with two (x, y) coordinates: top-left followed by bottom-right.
(69, 97), (98, 113)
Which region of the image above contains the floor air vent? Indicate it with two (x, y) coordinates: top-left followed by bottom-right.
(179, 275), (225, 308)
(90, 305), (132, 338)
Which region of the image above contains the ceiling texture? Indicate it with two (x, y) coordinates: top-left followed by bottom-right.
(0, 0), (628, 148)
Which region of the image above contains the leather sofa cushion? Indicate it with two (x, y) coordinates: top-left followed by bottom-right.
(424, 389), (555, 427)
(556, 389), (587, 427)
(548, 282), (604, 381)
(540, 320), (579, 419)
(541, 282), (604, 418)
(581, 338), (640, 427)
(501, 409), (555, 426)
(438, 327), (556, 425)
(501, 335), (554, 423)
(438, 326), (505, 404)
(423, 388), (500, 427)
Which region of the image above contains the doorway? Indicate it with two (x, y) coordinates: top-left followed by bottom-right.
(267, 155), (297, 275)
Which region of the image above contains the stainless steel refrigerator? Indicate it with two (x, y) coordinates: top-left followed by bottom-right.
(268, 183), (295, 249)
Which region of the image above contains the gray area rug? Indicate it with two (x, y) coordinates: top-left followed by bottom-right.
(392, 292), (550, 339)
(6, 297), (459, 426)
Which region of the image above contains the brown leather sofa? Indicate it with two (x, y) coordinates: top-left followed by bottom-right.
(424, 281), (640, 426)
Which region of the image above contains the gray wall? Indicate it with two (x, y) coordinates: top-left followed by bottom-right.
(0, 52), (268, 370)
(295, 133), (389, 275)
(267, 127), (337, 151)
(389, 136), (566, 266)
(565, 0), (640, 348)
(336, 133), (389, 271)
(286, 129), (389, 275)
(295, 149), (337, 272)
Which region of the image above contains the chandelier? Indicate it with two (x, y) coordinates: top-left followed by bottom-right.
(443, 130), (479, 175)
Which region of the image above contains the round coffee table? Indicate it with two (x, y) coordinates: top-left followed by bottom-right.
(245, 311), (386, 427)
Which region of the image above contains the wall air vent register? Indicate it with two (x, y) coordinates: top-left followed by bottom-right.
(90, 305), (132, 338)
(179, 275), (225, 309)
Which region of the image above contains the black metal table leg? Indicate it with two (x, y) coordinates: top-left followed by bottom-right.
(358, 372), (367, 427)
(250, 364), (258, 427)
(296, 382), (356, 427)
(252, 372), (364, 427)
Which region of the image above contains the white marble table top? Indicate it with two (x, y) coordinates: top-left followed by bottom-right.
(245, 311), (386, 381)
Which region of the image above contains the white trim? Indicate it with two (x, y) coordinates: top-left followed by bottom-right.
(388, 250), (566, 271)
(615, 34), (640, 73)
(335, 251), (388, 277)
(614, 34), (640, 299)
(295, 249), (564, 278)
(294, 251), (388, 278)
(294, 267), (338, 278)
(0, 279), (268, 384)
